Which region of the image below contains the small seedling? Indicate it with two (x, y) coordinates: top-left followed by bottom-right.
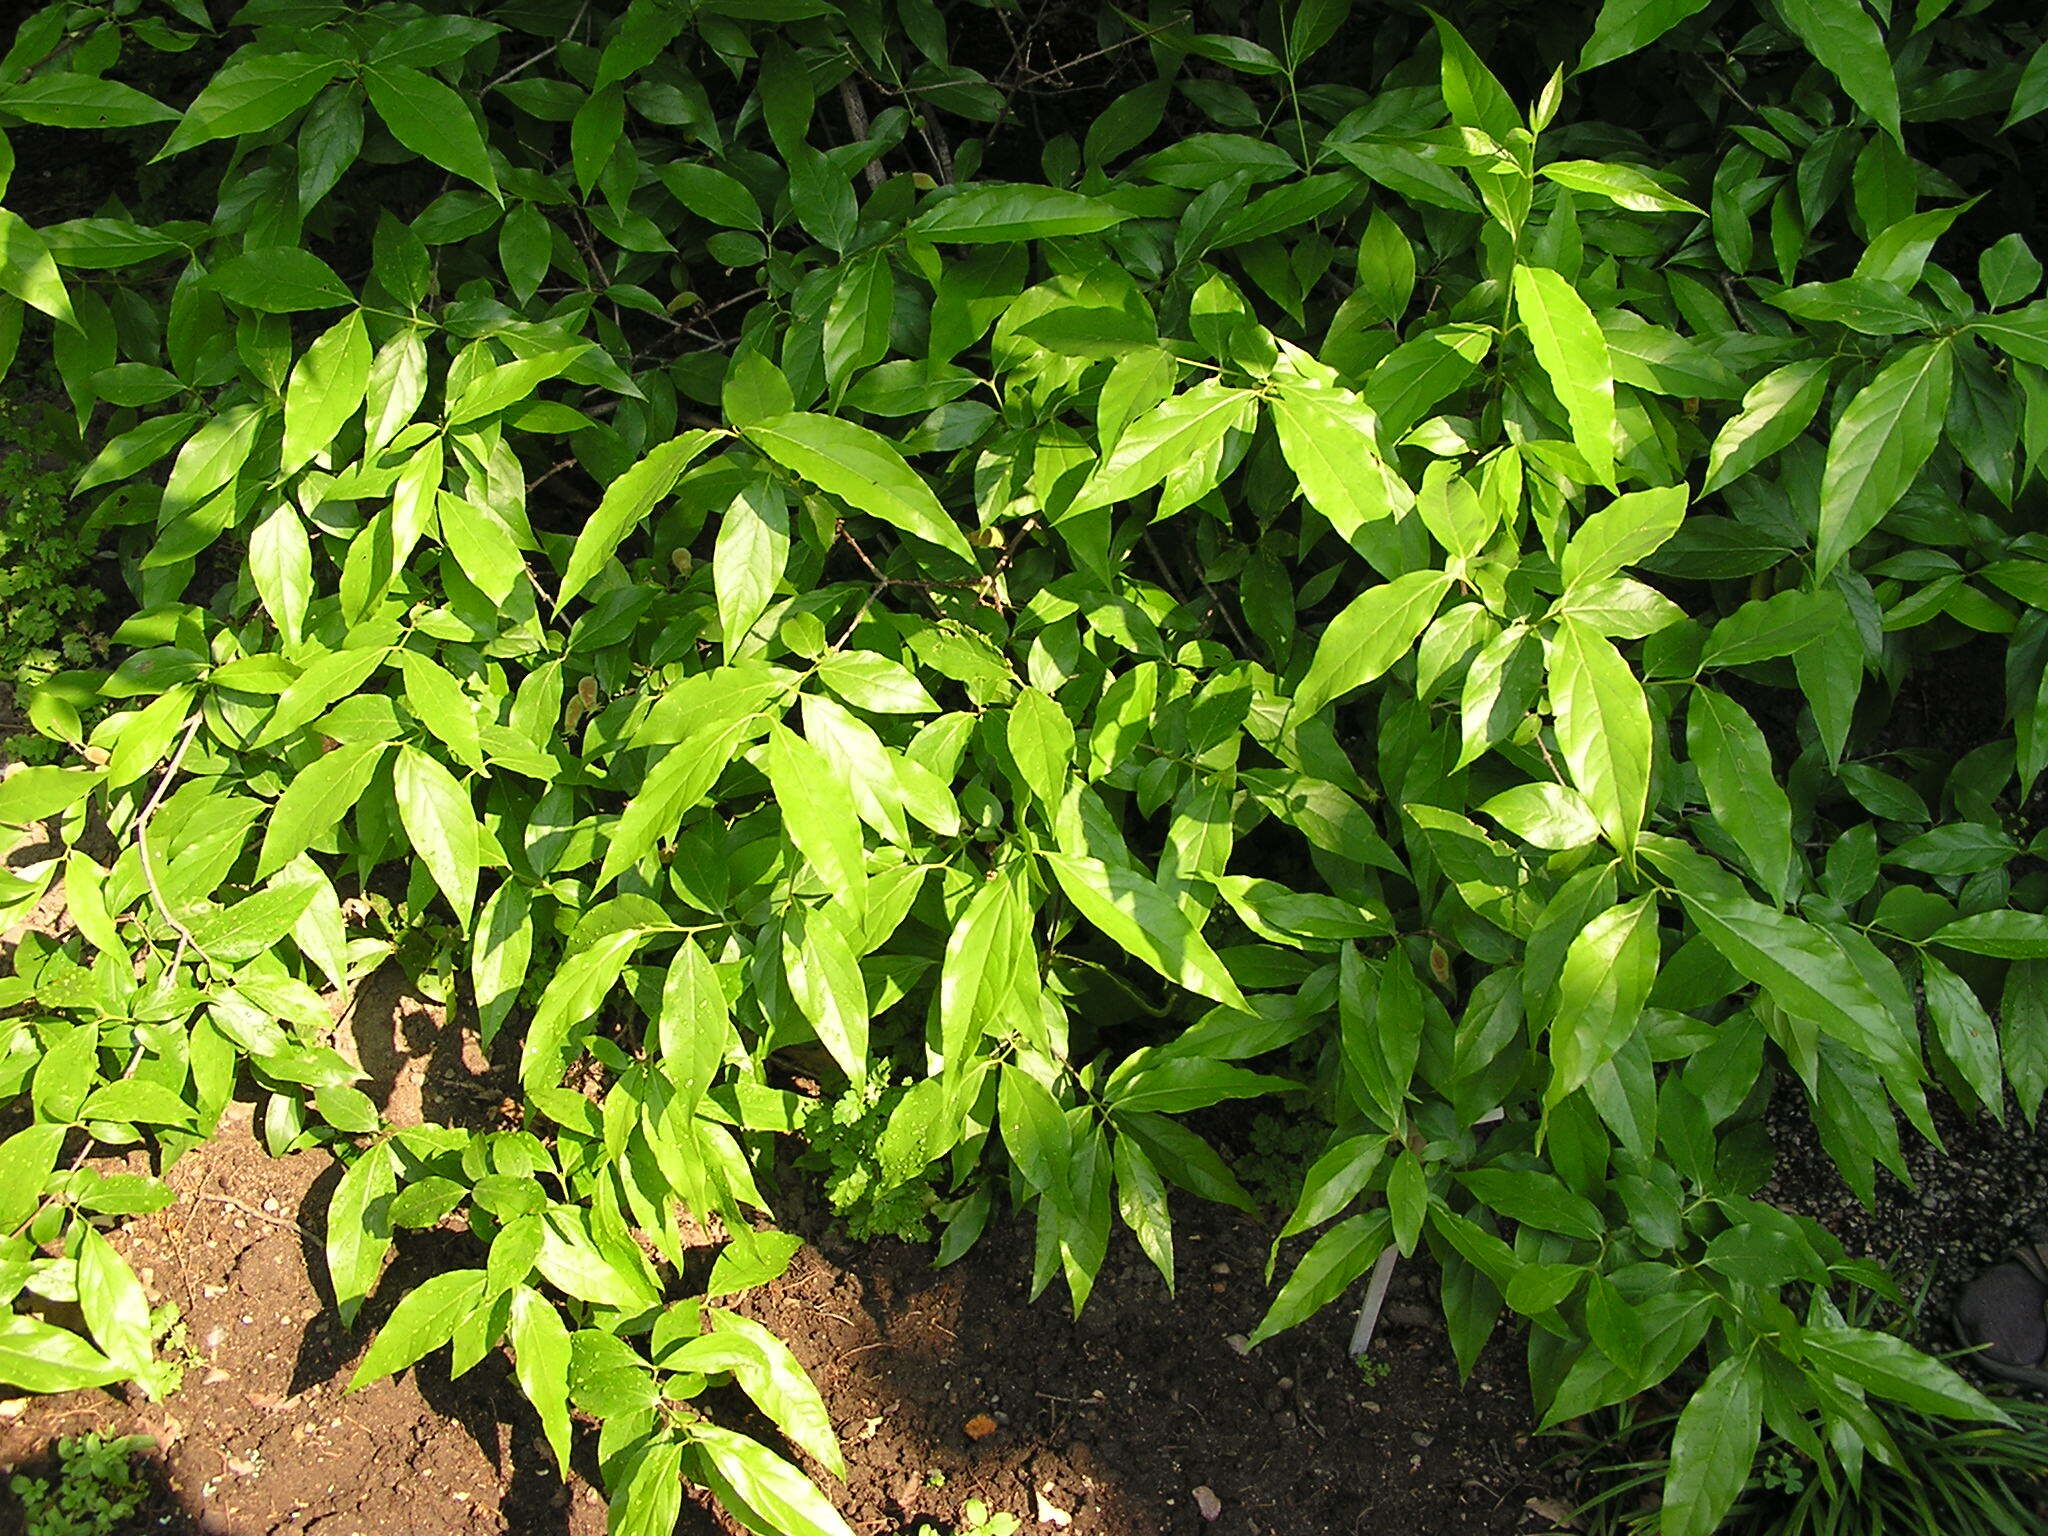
(8, 1432), (153, 1536)
(1354, 1354), (1392, 1386)
(908, 1499), (1023, 1536)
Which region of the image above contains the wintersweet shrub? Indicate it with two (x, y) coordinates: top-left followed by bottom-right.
(2, 2), (2048, 1534)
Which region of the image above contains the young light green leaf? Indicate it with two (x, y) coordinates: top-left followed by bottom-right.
(157, 54), (346, 155)
(1514, 263), (1617, 486)
(1815, 341), (1952, 576)
(1548, 617), (1651, 857)
(364, 65), (500, 200)
(1294, 571), (1454, 719)
(349, 1270), (487, 1389)
(1687, 689), (1794, 902)
(393, 744), (479, 930)
(747, 412), (975, 567)
(1043, 852), (1249, 1010)
(713, 478), (789, 655)
(1549, 897), (1659, 1100)
(558, 431), (716, 604)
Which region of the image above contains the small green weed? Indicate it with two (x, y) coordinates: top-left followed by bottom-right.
(1234, 1110), (1326, 1213)
(8, 1432), (153, 1536)
(1353, 1355), (1392, 1387)
(798, 1079), (940, 1242)
(907, 1499), (1022, 1536)
(0, 394), (101, 690)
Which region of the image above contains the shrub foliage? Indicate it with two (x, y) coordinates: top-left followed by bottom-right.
(4, 1), (2048, 1533)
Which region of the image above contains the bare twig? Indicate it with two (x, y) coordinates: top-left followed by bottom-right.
(137, 713), (216, 971)
(840, 78), (886, 191)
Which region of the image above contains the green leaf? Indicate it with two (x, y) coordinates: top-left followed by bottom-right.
(2009, 42), (2048, 128)
(364, 65), (500, 200)
(1071, 381), (1259, 517)
(1815, 341), (1951, 577)
(1687, 689), (1794, 901)
(349, 1270), (487, 1388)
(257, 741), (388, 879)
(911, 184), (1129, 242)
(1113, 1134), (1175, 1291)
(1248, 1213), (1390, 1348)
(713, 478), (789, 655)
(211, 248), (352, 312)
(447, 347), (585, 427)
(248, 503), (313, 649)
(1549, 897), (1658, 1100)
(1514, 264), (1617, 486)
(508, 1288), (572, 1475)
(157, 54), (347, 156)
(1776, 0), (1901, 142)
(1269, 383), (1412, 542)
(0, 209), (74, 329)
(748, 412), (975, 567)
(1929, 910), (2048, 958)
(0, 1315), (118, 1393)
(782, 905), (870, 1088)
(597, 706), (763, 890)
(1548, 617), (1651, 857)
(1539, 160), (1701, 214)
(1294, 571), (1453, 719)
(1560, 486), (1688, 589)
(557, 431), (716, 604)
(1800, 1326), (2009, 1422)
(1043, 852), (1249, 1010)
(1578, 0), (1712, 72)
(326, 1142), (399, 1328)
(694, 1310), (845, 1477)
(1922, 953), (2003, 1116)
(766, 723), (867, 913)
(76, 1224), (155, 1384)
(1661, 1352), (1761, 1536)
(1433, 14), (1519, 141)
(0, 74), (178, 129)
(283, 310), (370, 472)
(1007, 687), (1074, 807)
(393, 744), (479, 930)
(692, 1422), (858, 1536)
(1647, 841), (1915, 1079)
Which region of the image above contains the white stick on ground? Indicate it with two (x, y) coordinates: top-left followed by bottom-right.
(1347, 1108), (1506, 1359)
